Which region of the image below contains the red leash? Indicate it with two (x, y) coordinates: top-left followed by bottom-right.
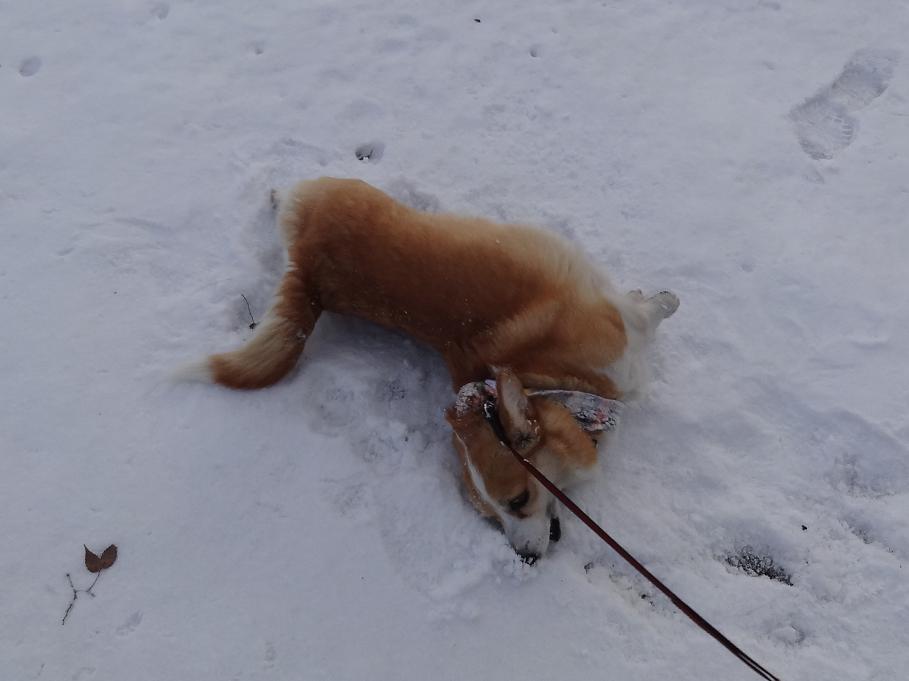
(482, 401), (783, 681)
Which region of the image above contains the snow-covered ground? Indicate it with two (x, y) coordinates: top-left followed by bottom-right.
(3, 1), (909, 679)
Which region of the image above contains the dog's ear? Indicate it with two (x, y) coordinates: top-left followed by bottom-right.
(495, 369), (540, 454)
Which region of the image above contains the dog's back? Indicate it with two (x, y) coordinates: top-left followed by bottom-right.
(279, 178), (608, 341)
(194, 178), (640, 396)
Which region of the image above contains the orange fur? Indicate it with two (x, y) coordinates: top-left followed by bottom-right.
(212, 177), (627, 394)
(447, 397), (597, 516)
(201, 177), (678, 557)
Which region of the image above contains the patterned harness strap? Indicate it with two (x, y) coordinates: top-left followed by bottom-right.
(455, 380), (624, 433)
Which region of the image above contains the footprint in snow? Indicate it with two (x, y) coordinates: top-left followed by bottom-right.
(263, 641), (277, 669)
(791, 48), (899, 159)
(790, 97), (857, 160)
(355, 141), (384, 162)
(19, 56), (42, 77)
(322, 476), (374, 523)
(771, 624), (806, 647)
(116, 611), (143, 636)
(150, 2), (169, 20)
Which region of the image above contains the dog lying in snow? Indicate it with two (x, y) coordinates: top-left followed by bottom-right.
(188, 177), (678, 561)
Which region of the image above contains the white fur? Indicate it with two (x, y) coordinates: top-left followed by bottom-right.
(600, 289), (678, 399)
(461, 443), (497, 516)
(456, 424), (606, 558)
(458, 431), (554, 557)
(170, 358), (214, 384)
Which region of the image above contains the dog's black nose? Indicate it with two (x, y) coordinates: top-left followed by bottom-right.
(549, 516), (561, 543)
(517, 550), (539, 566)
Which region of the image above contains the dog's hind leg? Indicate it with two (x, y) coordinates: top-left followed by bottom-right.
(621, 290), (679, 336)
(646, 290), (680, 321)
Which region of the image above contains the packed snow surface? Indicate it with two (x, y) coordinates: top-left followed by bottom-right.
(3, 1), (909, 680)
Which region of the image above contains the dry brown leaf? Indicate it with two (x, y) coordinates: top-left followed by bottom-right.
(84, 545), (103, 573)
(84, 544), (118, 573)
(99, 544), (118, 570)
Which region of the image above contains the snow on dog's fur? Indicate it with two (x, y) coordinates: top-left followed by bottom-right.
(189, 177), (678, 559)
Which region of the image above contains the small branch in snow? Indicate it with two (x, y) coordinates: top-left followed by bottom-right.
(61, 571), (103, 625)
(62, 573), (78, 625)
(86, 571), (102, 595)
(241, 294), (258, 329)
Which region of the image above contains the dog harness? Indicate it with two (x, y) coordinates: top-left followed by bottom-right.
(455, 379), (623, 433)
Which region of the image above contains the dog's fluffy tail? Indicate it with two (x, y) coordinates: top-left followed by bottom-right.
(174, 316), (308, 390)
(173, 183), (321, 390)
(212, 314), (310, 389)
(179, 270), (318, 390)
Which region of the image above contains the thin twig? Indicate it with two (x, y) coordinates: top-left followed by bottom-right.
(61, 573), (78, 625)
(85, 571), (102, 596)
(240, 294), (258, 329)
(61, 571), (103, 625)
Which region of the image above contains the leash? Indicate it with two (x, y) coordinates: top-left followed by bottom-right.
(481, 400), (783, 681)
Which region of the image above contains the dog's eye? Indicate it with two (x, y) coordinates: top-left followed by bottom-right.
(507, 490), (530, 512)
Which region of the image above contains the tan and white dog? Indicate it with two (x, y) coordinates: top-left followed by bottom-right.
(189, 177), (678, 560)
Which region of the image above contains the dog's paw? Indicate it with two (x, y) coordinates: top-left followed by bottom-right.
(650, 290), (680, 319)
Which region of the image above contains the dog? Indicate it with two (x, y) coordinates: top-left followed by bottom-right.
(187, 177), (678, 561)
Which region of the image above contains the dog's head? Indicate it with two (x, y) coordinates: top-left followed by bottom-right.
(445, 370), (610, 562)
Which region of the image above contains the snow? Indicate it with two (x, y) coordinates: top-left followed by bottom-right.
(2, 1), (908, 679)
